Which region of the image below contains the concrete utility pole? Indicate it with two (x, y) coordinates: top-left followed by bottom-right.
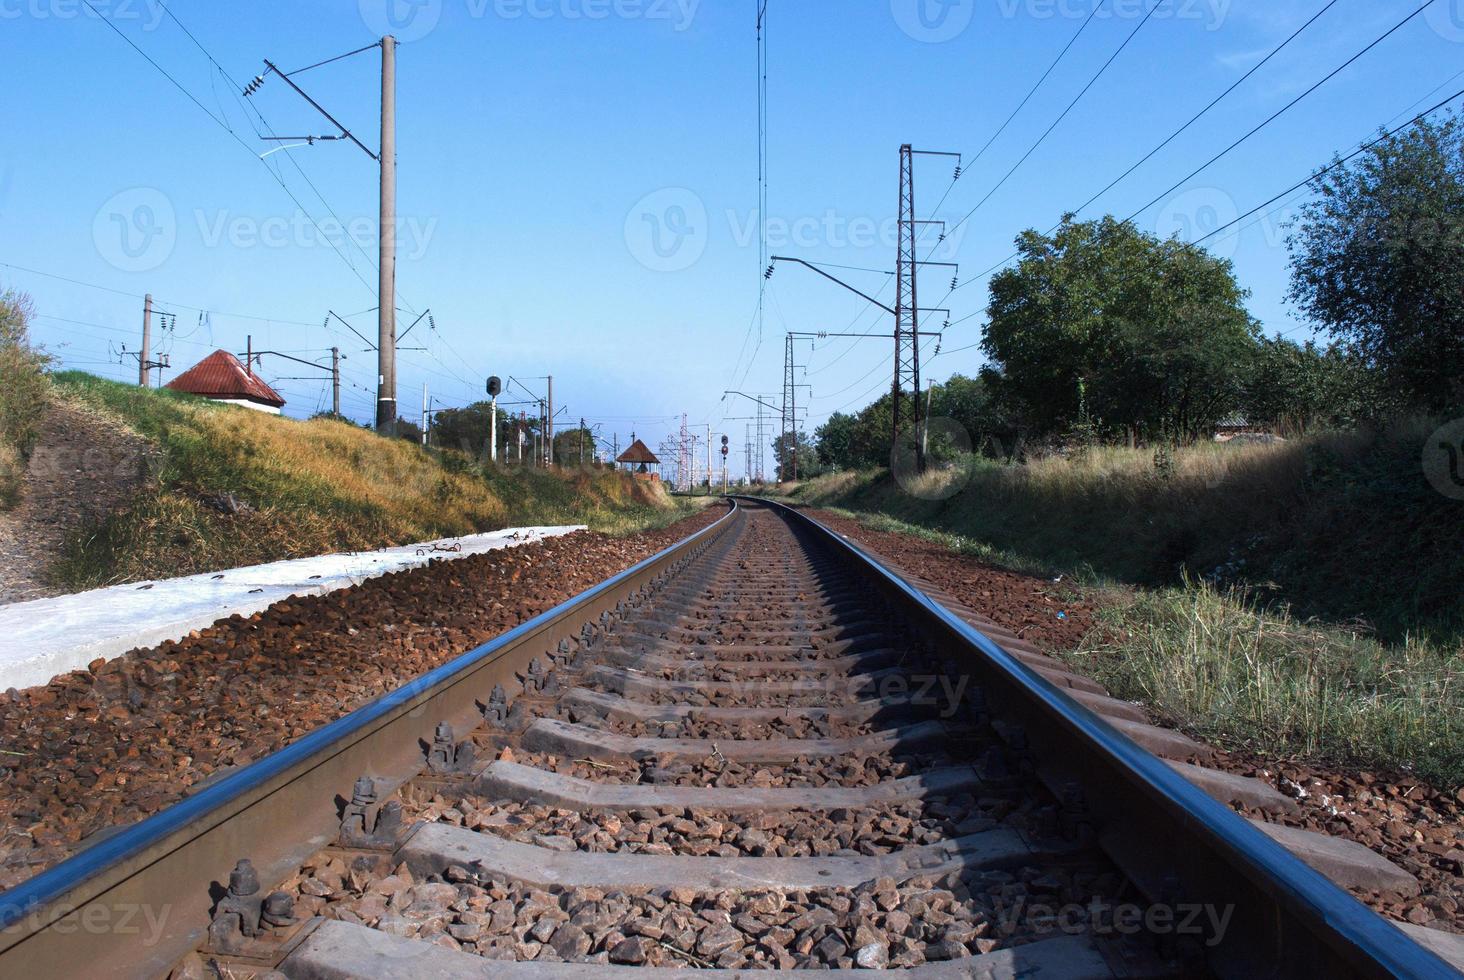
(546, 375), (555, 465)
(698, 423), (712, 495)
(331, 347), (341, 416)
(377, 35), (398, 435)
(538, 400), (546, 466)
(420, 383), (428, 447)
(246, 41), (397, 429)
(139, 293), (153, 387)
(579, 417), (587, 466)
(489, 397), (498, 462)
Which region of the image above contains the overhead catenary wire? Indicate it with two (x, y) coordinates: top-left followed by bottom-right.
(924, 0), (1111, 223)
(932, 0), (1446, 328)
(82, 0), (381, 301)
(937, 82), (1464, 335)
(1070, 0), (1344, 218)
(942, 0), (1162, 242)
(1120, 0), (1439, 224)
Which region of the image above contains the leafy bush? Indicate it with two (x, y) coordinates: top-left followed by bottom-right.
(0, 288), (52, 508)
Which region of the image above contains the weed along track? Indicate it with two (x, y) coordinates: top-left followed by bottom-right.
(0, 500), (1456, 977)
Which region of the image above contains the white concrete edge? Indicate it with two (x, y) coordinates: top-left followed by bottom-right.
(0, 525), (587, 692)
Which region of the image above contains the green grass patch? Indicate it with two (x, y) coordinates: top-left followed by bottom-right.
(1066, 581), (1464, 790)
(781, 426), (1464, 644)
(49, 372), (698, 590)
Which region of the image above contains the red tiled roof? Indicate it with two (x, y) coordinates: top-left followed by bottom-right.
(165, 350), (286, 408)
(616, 439), (659, 465)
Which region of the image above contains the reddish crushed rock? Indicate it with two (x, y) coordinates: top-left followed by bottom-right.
(803, 510), (1093, 652)
(811, 507), (1464, 935)
(1223, 751), (1464, 934)
(0, 505), (726, 890)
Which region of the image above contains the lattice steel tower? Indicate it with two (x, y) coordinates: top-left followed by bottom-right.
(893, 144), (922, 472)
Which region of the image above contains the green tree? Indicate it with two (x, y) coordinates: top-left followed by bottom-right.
(1243, 338), (1380, 435)
(432, 401), (497, 456)
(394, 417), (423, 445)
(984, 215), (1259, 442)
(772, 429), (812, 482)
(1287, 115), (1464, 414)
(814, 412), (858, 470)
(553, 426), (600, 467)
(928, 374), (1015, 460)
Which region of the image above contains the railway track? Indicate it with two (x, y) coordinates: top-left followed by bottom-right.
(0, 499), (1458, 977)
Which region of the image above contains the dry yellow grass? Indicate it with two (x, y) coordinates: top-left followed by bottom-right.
(49, 372), (683, 589)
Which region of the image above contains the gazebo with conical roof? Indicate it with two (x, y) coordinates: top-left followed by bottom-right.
(615, 437), (660, 476)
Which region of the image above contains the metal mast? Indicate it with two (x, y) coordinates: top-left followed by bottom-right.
(894, 144), (920, 471)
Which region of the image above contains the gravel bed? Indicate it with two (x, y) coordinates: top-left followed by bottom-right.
(0, 507), (726, 890)
(618, 643), (870, 664)
(816, 509), (1464, 934)
(571, 713), (876, 741)
(505, 747), (986, 789)
(398, 790), (998, 857)
(601, 687), (861, 709)
(1225, 752), (1464, 934)
(282, 854), (1123, 968)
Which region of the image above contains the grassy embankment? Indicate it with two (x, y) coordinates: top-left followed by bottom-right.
(49, 371), (701, 590)
(780, 432), (1464, 788)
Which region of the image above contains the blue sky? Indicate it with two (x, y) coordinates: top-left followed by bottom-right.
(3, 0), (1463, 473)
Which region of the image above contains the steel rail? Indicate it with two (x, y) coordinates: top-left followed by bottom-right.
(749, 496), (1455, 979)
(0, 502), (743, 978)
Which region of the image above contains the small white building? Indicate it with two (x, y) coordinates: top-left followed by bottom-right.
(165, 350), (286, 415)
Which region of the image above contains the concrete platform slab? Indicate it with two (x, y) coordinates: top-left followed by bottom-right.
(0, 525), (583, 691)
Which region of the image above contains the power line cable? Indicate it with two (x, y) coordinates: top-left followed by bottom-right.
(926, 0), (1110, 223)
(1121, 0), (1437, 224)
(1074, 0), (1344, 217)
(944, 0), (1161, 241)
(935, 0), (1443, 319)
(83, 0), (379, 300)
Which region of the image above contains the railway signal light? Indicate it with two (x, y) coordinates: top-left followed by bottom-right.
(486, 376), (502, 398)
